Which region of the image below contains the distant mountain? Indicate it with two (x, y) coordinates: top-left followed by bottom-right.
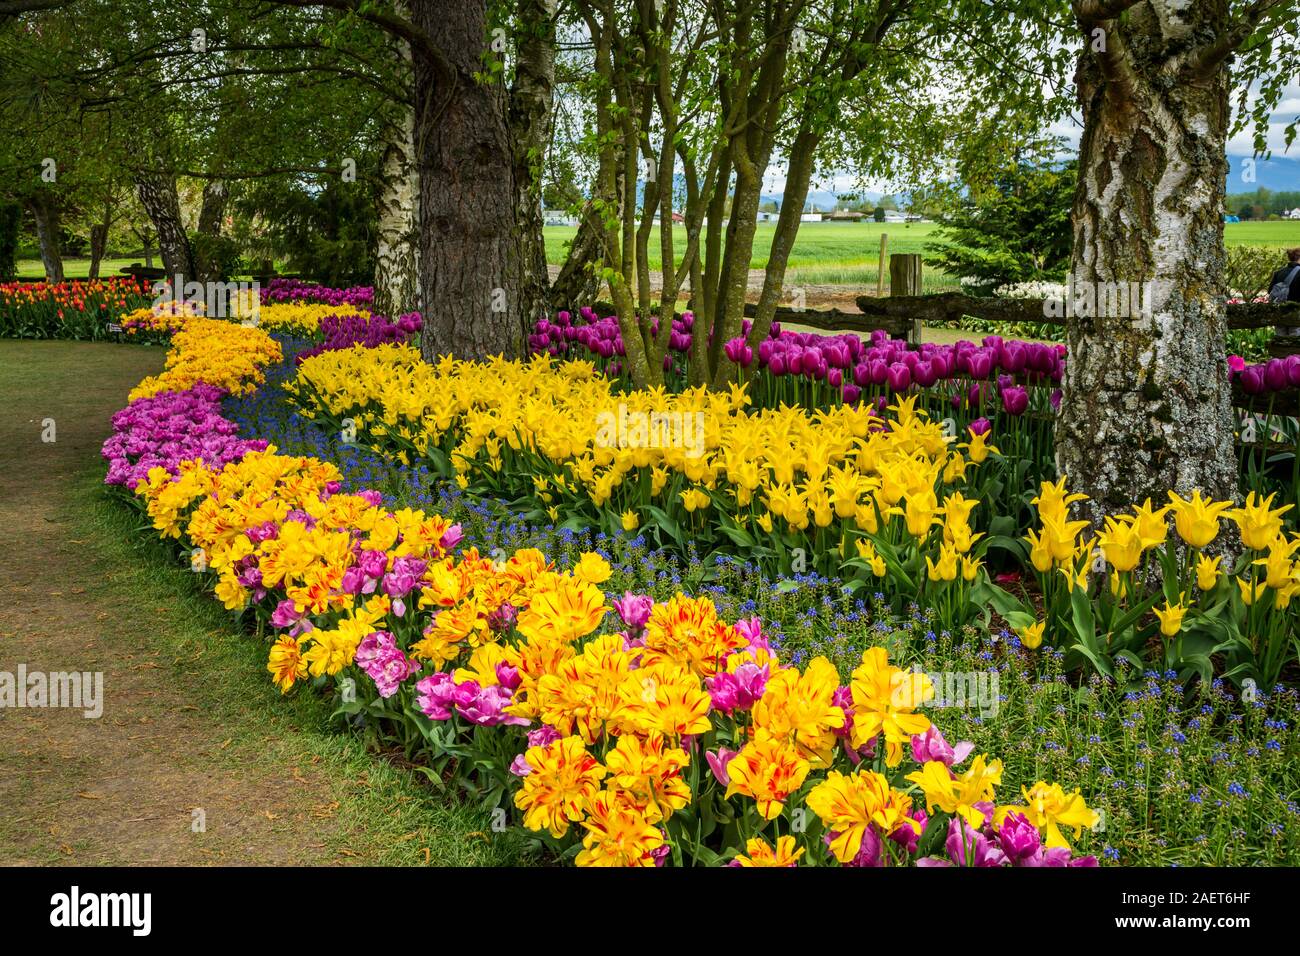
(1225, 154), (1300, 193)
(760, 188), (884, 212)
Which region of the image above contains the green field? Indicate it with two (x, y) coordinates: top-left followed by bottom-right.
(544, 219), (1300, 293)
(15, 220), (1300, 283)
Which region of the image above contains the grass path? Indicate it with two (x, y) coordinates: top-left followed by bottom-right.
(0, 340), (529, 866)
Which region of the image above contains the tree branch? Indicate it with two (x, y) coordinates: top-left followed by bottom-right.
(1188, 0), (1288, 77)
(0, 0), (69, 14)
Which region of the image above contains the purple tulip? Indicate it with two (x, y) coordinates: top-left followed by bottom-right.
(886, 363), (912, 392)
(1001, 385), (1030, 416)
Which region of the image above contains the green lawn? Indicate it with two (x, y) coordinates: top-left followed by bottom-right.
(14, 257), (145, 279)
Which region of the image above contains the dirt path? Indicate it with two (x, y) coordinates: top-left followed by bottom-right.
(0, 340), (520, 866)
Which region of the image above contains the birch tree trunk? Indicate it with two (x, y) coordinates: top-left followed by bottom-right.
(1057, 1), (1238, 525)
(508, 0), (558, 337)
(194, 179), (228, 283)
(374, 99), (420, 318)
(133, 172), (195, 288)
(373, 2), (420, 319)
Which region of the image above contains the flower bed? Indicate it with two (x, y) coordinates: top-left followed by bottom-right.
(285, 338), (1300, 687)
(100, 316), (1113, 867)
(0, 277), (155, 340)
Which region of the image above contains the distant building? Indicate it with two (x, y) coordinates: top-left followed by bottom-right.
(1286, 208), (1300, 220)
(800, 213), (823, 223)
(543, 210), (578, 226)
(826, 210), (866, 222)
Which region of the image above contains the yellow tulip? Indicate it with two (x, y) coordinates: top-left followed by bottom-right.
(1153, 601), (1186, 638)
(1237, 577), (1265, 606)
(1195, 554), (1221, 591)
(925, 544), (960, 583)
(1167, 490), (1233, 550)
(1252, 536), (1300, 590)
(1130, 498), (1170, 550)
(1017, 621), (1045, 649)
(1096, 515), (1143, 573)
(904, 489), (939, 539)
(1226, 492), (1293, 551)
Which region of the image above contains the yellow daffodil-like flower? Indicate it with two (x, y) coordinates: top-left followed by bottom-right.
(1129, 498), (1170, 550)
(1237, 576), (1265, 606)
(613, 661), (712, 738)
(750, 657), (845, 764)
(848, 647), (932, 765)
(806, 768), (919, 863)
(732, 835), (804, 867)
(1017, 620), (1045, 650)
(574, 789), (665, 867)
(302, 624), (365, 678)
(925, 543), (961, 583)
(1167, 490), (1233, 550)
(940, 492), (981, 553)
(1057, 560), (1090, 593)
(573, 551), (612, 585)
(1024, 529), (1053, 574)
(1226, 491), (1294, 551)
(724, 729), (811, 820)
(1109, 569), (1129, 599)
(1097, 515), (1143, 573)
(1041, 512), (1092, 566)
(515, 575), (607, 644)
(1031, 476), (1088, 524)
(639, 593), (745, 678)
(1253, 536), (1300, 590)
(602, 734), (691, 824)
(959, 427), (1000, 464)
(453, 643), (513, 687)
(680, 488), (711, 512)
(621, 509), (639, 531)
(1153, 601), (1187, 638)
(996, 781), (1099, 850)
(904, 489), (940, 539)
(514, 735), (607, 838)
(906, 754), (1003, 829)
(128, 317), (282, 400)
(855, 538), (887, 577)
(266, 635), (307, 693)
(1196, 554), (1222, 591)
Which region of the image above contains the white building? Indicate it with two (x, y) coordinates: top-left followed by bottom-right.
(1286, 208), (1300, 220)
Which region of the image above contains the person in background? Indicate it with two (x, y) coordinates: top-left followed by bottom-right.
(1269, 247), (1300, 339)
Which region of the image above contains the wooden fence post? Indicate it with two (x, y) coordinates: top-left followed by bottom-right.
(876, 233), (888, 298)
(889, 253), (923, 345)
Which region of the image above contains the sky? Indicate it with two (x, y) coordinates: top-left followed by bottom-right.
(765, 77), (1300, 203)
